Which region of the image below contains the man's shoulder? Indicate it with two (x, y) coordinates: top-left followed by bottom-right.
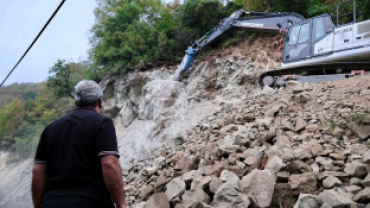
(45, 111), (112, 130)
(44, 113), (72, 129)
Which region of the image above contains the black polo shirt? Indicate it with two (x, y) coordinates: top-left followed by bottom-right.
(34, 107), (119, 207)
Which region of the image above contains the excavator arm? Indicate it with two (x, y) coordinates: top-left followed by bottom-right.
(173, 10), (305, 81)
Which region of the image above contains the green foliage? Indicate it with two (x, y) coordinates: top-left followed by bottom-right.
(180, 0), (225, 36)
(0, 82), (41, 107)
(352, 112), (370, 125)
(323, 119), (338, 133)
(46, 60), (84, 99)
(0, 83), (74, 158)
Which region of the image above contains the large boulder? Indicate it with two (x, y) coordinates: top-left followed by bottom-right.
(165, 177), (186, 201)
(240, 169), (276, 207)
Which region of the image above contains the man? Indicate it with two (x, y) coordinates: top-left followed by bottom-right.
(32, 80), (126, 208)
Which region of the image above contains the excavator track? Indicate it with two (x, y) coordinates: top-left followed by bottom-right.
(258, 62), (370, 88)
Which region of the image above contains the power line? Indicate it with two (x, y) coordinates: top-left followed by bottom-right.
(0, 0), (12, 24)
(0, 0), (66, 88)
(0, 0), (37, 63)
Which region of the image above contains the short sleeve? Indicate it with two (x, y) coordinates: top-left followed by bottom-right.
(34, 129), (48, 164)
(97, 118), (119, 157)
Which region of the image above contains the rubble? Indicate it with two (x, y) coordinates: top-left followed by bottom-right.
(94, 37), (370, 208)
(119, 70), (370, 207)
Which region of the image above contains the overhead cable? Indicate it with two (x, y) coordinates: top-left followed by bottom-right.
(0, 0), (66, 87)
(0, 0), (37, 63)
(0, 0), (12, 24)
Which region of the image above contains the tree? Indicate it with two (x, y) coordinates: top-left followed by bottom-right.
(46, 59), (84, 99)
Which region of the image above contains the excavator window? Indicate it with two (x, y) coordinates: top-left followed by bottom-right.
(313, 18), (326, 41)
(288, 25), (300, 45)
(288, 23), (310, 45)
(298, 23), (310, 43)
(285, 21), (311, 60)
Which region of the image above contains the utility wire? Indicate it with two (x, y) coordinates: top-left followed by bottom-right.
(0, 0), (66, 87)
(0, 0), (12, 24)
(0, 0), (37, 63)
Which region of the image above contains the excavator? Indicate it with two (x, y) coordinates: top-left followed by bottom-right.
(173, 0), (370, 88)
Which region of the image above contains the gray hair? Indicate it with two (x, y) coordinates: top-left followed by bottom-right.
(74, 80), (103, 107)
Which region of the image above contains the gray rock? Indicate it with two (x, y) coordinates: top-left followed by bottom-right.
(209, 177), (223, 194)
(275, 135), (292, 148)
(265, 156), (286, 173)
(277, 171), (290, 182)
(119, 101), (137, 127)
(318, 171), (349, 182)
(350, 177), (364, 186)
(344, 163), (367, 178)
(353, 187), (370, 203)
(316, 157), (334, 170)
(219, 170), (240, 190)
(306, 124), (319, 132)
(213, 182), (250, 208)
(241, 169), (276, 207)
(293, 160), (313, 173)
(351, 126), (370, 140)
(344, 185), (362, 194)
(288, 172), (317, 191)
(191, 176), (213, 190)
(183, 189), (211, 208)
(183, 170), (202, 185)
(293, 194), (322, 208)
(363, 173), (370, 187)
(364, 150), (370, 164)
(323, 176), (343, 189)
(145, 193), (170, 208)
(295, 118), (307, 132)
(165, 177), (186, 201)
(319, 189), (353, 208)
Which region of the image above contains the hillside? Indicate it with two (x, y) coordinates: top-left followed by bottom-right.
(1, 36), (370, 207)
(0, 82), (41, 107)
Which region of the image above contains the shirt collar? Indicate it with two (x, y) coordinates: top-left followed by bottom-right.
(73, 107), (97, 113)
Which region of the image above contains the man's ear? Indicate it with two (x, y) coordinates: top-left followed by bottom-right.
(98, 98), (103, 108)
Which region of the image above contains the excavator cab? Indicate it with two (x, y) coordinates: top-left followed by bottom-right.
(282, 14), (335, 64)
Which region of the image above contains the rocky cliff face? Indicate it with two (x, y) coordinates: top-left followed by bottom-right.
(1, 36), (370, 208)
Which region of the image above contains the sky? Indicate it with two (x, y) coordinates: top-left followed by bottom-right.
(0, 0), (97, 86)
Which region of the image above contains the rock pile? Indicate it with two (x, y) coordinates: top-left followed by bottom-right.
(123, 76), (370, 208)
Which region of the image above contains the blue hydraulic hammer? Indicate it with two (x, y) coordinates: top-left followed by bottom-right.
(173, 47), (198, 81)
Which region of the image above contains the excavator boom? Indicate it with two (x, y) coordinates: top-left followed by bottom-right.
(173, 10), (305, 81)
